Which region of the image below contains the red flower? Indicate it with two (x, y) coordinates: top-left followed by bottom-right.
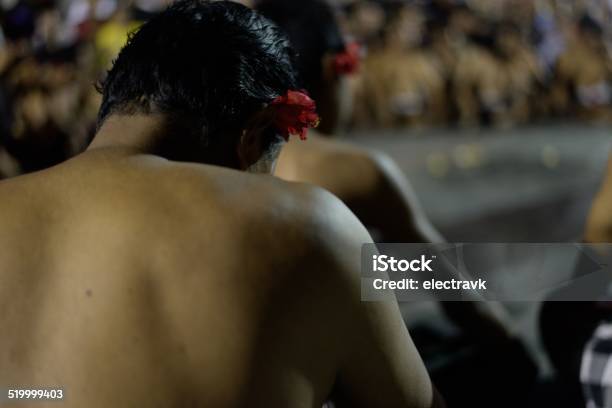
(270, 90), (320, 141)
(333, 42), (362, 76)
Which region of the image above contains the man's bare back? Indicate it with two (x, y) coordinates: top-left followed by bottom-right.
(1, 2), (437, 406)
(0, 148), (433, 407)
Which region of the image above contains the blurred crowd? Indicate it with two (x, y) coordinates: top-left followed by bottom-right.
(1, 0), (612, 177)
(0, 0), (166, 177)
(345, 0), (612, 129)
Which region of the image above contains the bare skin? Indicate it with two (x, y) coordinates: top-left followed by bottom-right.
(357, 50), (447, 128)
(586, 154), (612, 242)
(0, 115), (436, 408)
(258, 1), (443, 245)
(551, 42), (612, 123)
(276, 131), (443, 243)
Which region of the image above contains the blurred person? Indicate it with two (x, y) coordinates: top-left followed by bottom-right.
(453, 20), (541, 127)
(538, 145), (612, 408)
(424, 4), (485, 122)
(550, 14), (612, 122)
(540, 298), (607, 408)
(0, 42), (99, 173)
(343, 0), (385, 49)
(433, 4), (476, 63)
(425, 17), (455, 81)
(495, 21), (542, 123)
(357, 3), (447, 128)
(0, 0), (101, 173)
(1, 55), (72, 171)
(32, 5), (61, 49)
(255, 5), (537, 401)
(257, 0), (443, 244)
(581, 319), (612, 408)
(453, 29), (508, 127)
(0, 2), (442, 407)
(94, 2), (141, 69)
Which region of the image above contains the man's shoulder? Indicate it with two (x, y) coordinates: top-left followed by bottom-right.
(146, 161), (368, 244)
(150, 164), (372, 284)
(164, 161), (338, 215)
(233, 174), (367, 247)
(282, 134), (383, 172)
(260, 182), (371, 272)
(0, 155), (345, 232)
(203, 168), (368, 257)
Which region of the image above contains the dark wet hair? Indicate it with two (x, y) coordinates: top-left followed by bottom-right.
(96, 0), (298, 162)
(255, 0), (345, 93)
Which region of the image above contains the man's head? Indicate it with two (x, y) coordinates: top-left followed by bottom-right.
(256, 0), (354, 135)
(96, 0), (302, 172)
(494, 21), (522, 58)
(383, 3), (426, 51)
(344, 1), (385, 46)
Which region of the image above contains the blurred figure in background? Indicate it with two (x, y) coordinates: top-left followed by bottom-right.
(259, 5), (539, 408)
(550, 15), (612, 123)
(2, 0), (612, 180)
(94, 2), (141, 69)
(356, 2), (447, 128)
(535, 153), (612, 408)
(343, 0), (385, 49)
(454, 20), (542, 127)
(0, 0), (174, 176)
(257, 0), (444, 243)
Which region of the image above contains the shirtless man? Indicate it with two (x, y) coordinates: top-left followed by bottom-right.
(551, 15), (612, 123)
(453, 21), (541, 128)
(256, 0), (444, 243)
(0, 2), (440, 407)
(257, 0), (513, 348)
(357, 3), (447, 128)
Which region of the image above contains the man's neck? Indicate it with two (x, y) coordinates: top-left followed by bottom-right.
(87, 114), (171, 155)
(88, 113), (276, 174)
